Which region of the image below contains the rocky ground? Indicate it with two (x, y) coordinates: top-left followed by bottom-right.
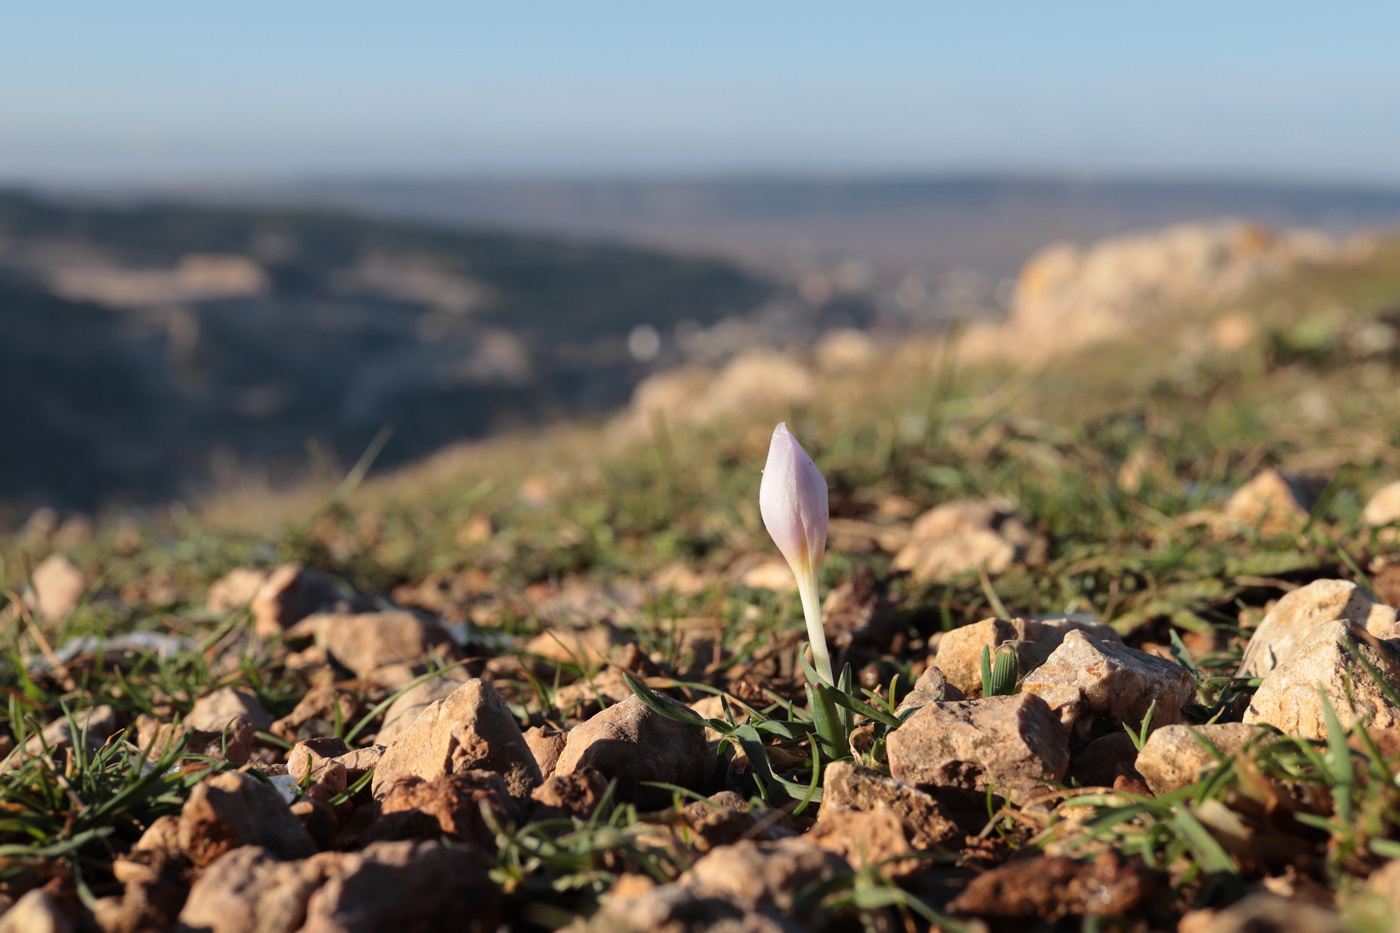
(7, 231), (1400, 932)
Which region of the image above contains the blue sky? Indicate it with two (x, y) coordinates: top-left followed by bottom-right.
(4, 1), (1399, 183)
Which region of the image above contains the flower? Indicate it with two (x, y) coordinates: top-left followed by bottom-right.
(760, 422), (833, 684)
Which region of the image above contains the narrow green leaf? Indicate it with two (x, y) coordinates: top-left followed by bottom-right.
(622, 671), (708, 728)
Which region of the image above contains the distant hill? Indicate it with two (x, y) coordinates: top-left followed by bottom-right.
(0, 190), (773, 510)
(187, 175), (1400, 273)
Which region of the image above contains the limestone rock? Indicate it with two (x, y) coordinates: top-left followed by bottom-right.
(686, 838), (850, 911)
(331, 745), (384, 783)
(529, 771), (611, 821)
(1134, 723), (1266, 795)
(948, 850), (1167, 922)
(1177, 892), (1341, 933)
(892, 499), (1036, 583)
(375, 771), (514, 847)
(251, 564), (347, 639)
(24, 554), (90, 620)
(23, 704), (119, 759)
(371, 679), (541, 799)
(135, 713), (256, 764)
(1244, 620), (1400, 739)
(934, 616), (1121, 698)
(806, 809), (916, 877)
(1066, 732), (1145, 789)
(819, 566), (896, 650)
(523, 725), (568, 779)
(676, 793), (793, 850)
(894, 664), (963, 715)
(1237, 579), (1398, 679)
(1008, 222), (1348, 356)
(580, 884), (803, 933)
(177, 771), (317, 867)
(206, 567), (272, 613)
(298, 840), (499, 933)
(524, 625), (626, 669)
(886, 694), (1069, 806)
(375, 670), (468, 746)
(1020, 630), (1196, 741)
(1364, 481), (1400, 529)
(287, 738), (351, 802)
(270, 684), (361, 745)
(0, 890), (76, 933)
(287, 611), (456, 688)
(553, 695), (711, 810)
(817, 761), (960, 849)
(186, 687), (274, 734)
(177, 845), (336, 933)
(1222, 468), (1329, 536)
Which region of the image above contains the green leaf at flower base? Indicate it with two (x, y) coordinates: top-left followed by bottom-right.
(621, 670), (727, 734)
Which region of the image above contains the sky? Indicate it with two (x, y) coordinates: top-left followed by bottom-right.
(4, 1), (1400, 185)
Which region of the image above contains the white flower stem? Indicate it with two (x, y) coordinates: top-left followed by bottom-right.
(797, 575), (834, 686)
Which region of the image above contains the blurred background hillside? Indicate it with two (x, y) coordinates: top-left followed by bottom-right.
(5, 1), (1400, 516)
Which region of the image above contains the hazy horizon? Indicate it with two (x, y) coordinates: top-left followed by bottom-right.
(6, 2), (1400, 186)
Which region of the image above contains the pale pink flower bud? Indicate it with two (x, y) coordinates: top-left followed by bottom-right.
(760, 422), (829, 581)
(759, 422), (834, 684)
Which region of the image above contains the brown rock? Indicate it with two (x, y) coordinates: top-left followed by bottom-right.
(886, 694), (1069, 806)
(948, 850), (1167, 922)
(581, 885), (803, 933)
(1177, 892), (1341, 933)
(177, 845), (336, 933)
(132, 815), (181, 859)
(251, 564), (346, 638)
(677, 793), (792, 849)
(1237, 579), (1399, 679)
(271, 685), (362, 744)
(1135, 723), (1267, 795)
(817, 761), (960, 849)
(331, 745), (384, 783)
(820, 566), (896, 650)
(376, 771), (514, 846)
(1020, 630), (1196, 742)
(1364, 481), (1400, 528)
(1066, 732), (1144, 788)
(687, 838), (849, 910)
(553, 695), (711, 809)
(529, 770), (610, 821)
(0, 890), (76, 933)
(523, 725), (568, 779)
(934, 616), (1122, 698)
(177, 771), (317, 867)
(299, 840), (499, 933)
(186, 687), (274, 734)
(1244, 620), (1400, 739)
(136, 714), (256, 764)
(291, 798), (340, 850)
(287, 611), (456, 688)
(894, 664), (963, 715)
(374, 671), (468, 746)
(524, 624), (626, 669)
(17, 704), (119, 762)
(892, 498), (1037, 583)
(206, 567), (272, 613)
(371, 679), (541, 798)
(806, 809), (917, 877)
(286, 740), (349, 803)
(25, 554), (90, 620)
(1222, 468), (1330, 536)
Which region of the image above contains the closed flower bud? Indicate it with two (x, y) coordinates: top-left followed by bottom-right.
(759, 422), (834, 684)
